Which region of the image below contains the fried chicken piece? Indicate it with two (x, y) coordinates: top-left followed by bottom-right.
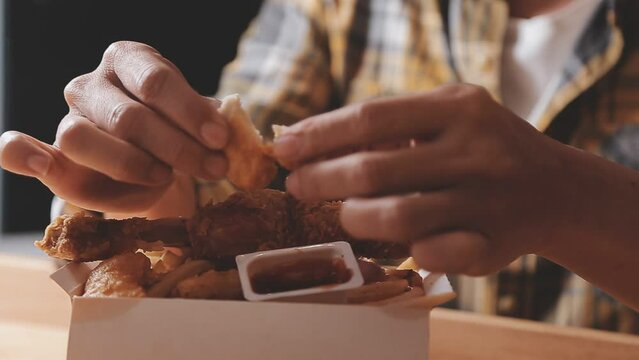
(220, 94), (278, 190)
(83, 253), (151, 298)
(188, 189), (293, 265)
(38, 190), (410, 263)
(189, 190), (410, 262)
(294, 201), (410, 259)
(175, 269), (243, 300)
(36, 214), (189, 262)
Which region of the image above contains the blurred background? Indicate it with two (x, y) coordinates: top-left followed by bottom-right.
(0, 0), (262, 233)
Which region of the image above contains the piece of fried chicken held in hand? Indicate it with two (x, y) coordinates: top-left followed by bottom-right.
(220, 94), (278, 190)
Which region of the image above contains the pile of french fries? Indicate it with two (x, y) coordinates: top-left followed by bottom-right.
(81, 246), (430, 306)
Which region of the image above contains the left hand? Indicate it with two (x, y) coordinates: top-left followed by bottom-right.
(273, 84), (580, 275)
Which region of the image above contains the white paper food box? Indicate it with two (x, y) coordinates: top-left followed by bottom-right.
(51, 261), (454, 360)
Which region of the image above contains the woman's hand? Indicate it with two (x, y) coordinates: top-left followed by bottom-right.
(0, 41), (228, 217)
(273, 84), (587, 275)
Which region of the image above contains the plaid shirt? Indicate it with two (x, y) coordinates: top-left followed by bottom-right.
(59, 0), (637, 332)
(212, 0), (637, 332)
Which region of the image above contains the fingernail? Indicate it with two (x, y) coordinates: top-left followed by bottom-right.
(285, 174), (301, 197)
(203, 155), (227, 179)
(149, 164), (173, 183)
(274, 134), (300, 160)
(26, 154), (51, 176)
(201, 121), (228, 149)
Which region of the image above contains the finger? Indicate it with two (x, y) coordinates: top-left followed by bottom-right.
(273, 88), (460, 166)
(286, 143), (461, 201)
(340, 192), (463, 242)
(99, 41), (228, 148)
(0, 131), (167, 213)
(410, 231), (490, 275)
(0, 131), (56, 178)
(64, 82), (227, 180)
(367, 140), (412, 151)
(55, 114), (173, 186)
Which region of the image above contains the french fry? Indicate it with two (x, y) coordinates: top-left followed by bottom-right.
(346, 279), (409, 304)
(152, 248), (191, 274)
(176, 269), (243, 300)
(147, 260), (213, 298)
(365, 287), (425, 306)
(385, 269), (423, 287)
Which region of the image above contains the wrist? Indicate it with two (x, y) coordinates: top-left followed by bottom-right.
(537, 141), (639, 262)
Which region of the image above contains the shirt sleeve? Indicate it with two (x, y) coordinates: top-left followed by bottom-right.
(215, 0), (334, 138)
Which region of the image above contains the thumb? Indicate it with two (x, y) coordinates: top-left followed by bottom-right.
(0, 131), (168, 213)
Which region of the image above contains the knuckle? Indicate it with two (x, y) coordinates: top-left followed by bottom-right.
(350, 155), (384, 194)
(296, 166), (323, 199)
(108, 103), (144, 138)
(452, 83), (489, 99)
(63, 74), (92, 104)
(293, 121), (321, 159)
(353, 102), (378, 139)
(136, 64), (170, 103)
(102, 41), (140, 61)
(162, 139), (189, 165)
(295, 118), (317, 139)
(381, 199), (417, 240)
(110, 154), (145, 182)
(56, 118), (88, 151)
(440, 84), (492, 119)
(103, 41), (127, 60)
(460, 85), (491, 113)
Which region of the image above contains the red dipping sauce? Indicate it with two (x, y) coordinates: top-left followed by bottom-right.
(250, 257), (353, 294)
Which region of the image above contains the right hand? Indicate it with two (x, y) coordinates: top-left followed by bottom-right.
(0, 41), (229, 216)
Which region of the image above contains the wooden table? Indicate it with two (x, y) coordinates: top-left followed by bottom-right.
(2, 253), (639, 359)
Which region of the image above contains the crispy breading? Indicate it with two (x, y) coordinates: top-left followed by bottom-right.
(294, 201), (410, 259)
(36, 214), (189, 262)
(83, 253), (151, 298)
(188, 189), (293, 265)
(175, 269), (243, 300)
(38, 190), (410, 263)
(220, 94), (278, 190)
(36, 214), (142, 262)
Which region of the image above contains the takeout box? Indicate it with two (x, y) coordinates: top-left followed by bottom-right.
(51, 260), (454, 360)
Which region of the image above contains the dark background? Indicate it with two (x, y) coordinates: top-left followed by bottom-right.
(2, 0), (263, 232)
